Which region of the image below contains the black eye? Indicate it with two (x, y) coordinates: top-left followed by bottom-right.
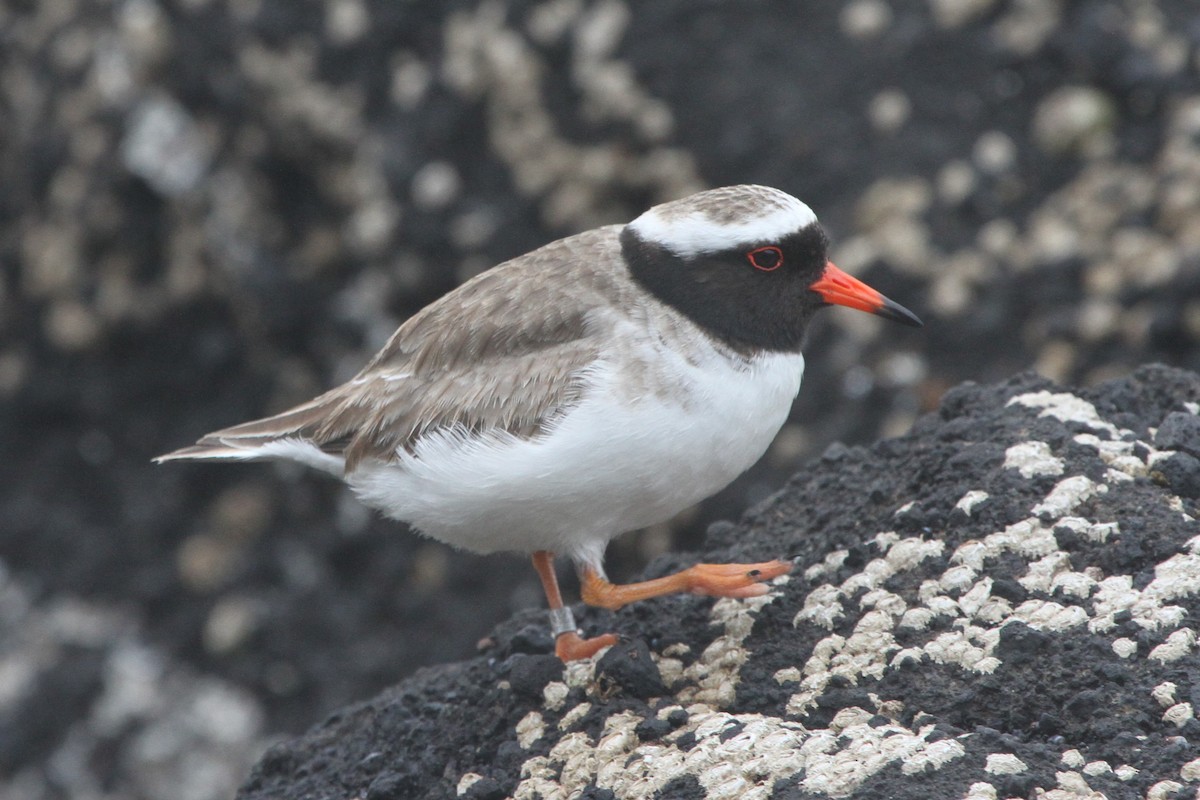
(747, 246), (783, 271)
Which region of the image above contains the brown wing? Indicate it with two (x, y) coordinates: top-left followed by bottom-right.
(156, 227), (623, 473)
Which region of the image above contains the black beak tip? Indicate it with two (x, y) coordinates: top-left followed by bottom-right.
(878, 299), (923, 328)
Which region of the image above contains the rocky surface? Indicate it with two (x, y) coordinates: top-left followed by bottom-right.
(4, 1), (1200, 798)
(237, 365), (1200, 799)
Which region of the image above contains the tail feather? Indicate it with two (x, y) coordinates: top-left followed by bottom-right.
(153, 443), (251, 462)
(191, 400), (331, 442)
(154, 395), (347, 475)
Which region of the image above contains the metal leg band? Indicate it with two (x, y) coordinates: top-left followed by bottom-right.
(548, 606), (579, 638)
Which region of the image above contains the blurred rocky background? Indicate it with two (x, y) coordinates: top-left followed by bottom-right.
(1, 0), (1198, 798)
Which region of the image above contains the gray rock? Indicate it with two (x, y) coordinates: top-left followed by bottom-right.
(1156, 411), (1200, 459)
(236, 366), (1200, 800)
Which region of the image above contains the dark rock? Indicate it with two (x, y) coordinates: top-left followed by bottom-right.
(1064, 688), (1106, 718)
(506, 655), (564, 700)
(654, 775), (705, 799)
(996, 621), (1051, 666)
(989, 577), (1026, 603)
(356, 751), (385, 774)
(576, 787), (616, 800)
(672, 732), (697, 752)
(994, 772), (1038, 799)
(506, 625), (556, 657)
(1155, 412), (1200, 457)
(225, 368), (1200, 799)
(717, 720), (745, 742)
(460, 776), (506, 800)
(365, 773), (411, 800)
(594, 640), (667, 700)
(666, 709), (689, 729)
(1152, 452), (1200, 498)
(255, 745), (297, 779)
(634, 717), (672, 742)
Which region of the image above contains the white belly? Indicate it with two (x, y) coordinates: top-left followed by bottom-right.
(347, 344), (804, 571)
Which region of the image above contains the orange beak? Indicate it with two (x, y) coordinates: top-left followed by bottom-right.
(810, 261), (922, 327)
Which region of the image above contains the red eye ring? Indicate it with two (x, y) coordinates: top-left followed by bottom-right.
(747, 245), (783, 272)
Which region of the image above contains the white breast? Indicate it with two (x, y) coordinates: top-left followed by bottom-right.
(347, 328), (804, 573)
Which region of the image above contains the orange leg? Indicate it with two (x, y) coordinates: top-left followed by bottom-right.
(531, 551), (618, 661)
(580, 559), (792, 611)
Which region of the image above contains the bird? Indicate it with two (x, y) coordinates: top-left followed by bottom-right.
(156, 184), (922, 661)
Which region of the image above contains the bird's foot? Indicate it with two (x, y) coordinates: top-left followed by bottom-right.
(545, 601), (618, 661)
(581, 559), (792, 610)
(678, 559), (794, 599)
(554, 630), (619, 661)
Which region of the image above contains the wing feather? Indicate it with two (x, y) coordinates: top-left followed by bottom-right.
(155, 227), (624, 473)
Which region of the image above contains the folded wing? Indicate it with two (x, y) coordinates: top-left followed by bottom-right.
(155, 232), (619, 473)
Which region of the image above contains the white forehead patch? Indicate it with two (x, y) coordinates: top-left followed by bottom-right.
(627, 186), (818, 258)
